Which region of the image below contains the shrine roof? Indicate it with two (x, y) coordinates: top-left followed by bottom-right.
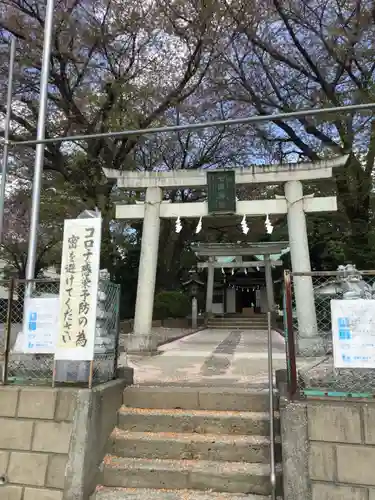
(191, 241), (289, 257)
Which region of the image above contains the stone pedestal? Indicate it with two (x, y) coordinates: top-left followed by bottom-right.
(297, 336), (326, 357)
(125, 334), (158, 354)
(205, 257), (214, 314)
(192, 297), (198, 329)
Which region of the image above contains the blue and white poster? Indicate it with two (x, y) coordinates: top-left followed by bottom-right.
(331, 299), (375, 368)
(22, 297), (59, 354)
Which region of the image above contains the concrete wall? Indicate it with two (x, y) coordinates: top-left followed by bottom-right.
(279, 388), (375, 500)
(308, 400), (375, 500)
(0, 374), (132, 500)
(64, 379), (129, 500)
(0, 386), (76, 500)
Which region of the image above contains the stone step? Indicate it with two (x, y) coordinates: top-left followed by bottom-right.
(100, 456), (281, 495)
(208, 319), (268, 324)
(92, 487), (280, 500)
(208, 318), (268, 325)
(118, 407), (279, 437)
(207, 320), (268, 324)
(122, 386), (277, 412)
(108, 428), (281, 463)
(214, 314), (268, 318)
(209, 317), (268, 321)
(206, 324), (268, 330)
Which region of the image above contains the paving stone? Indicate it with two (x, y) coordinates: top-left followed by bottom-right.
(93, 488), (278, 500)
(312, 483), (367, 500)
(110, 428), (275, 463)
(8, 452), (48, 486)
(362, 404), (375, 444)
(123, 328), (286, 386)
(307, 403), (361, 443)
(0, 388), (19, 417)
(123, 386), (199, 410)
(0, 418), (33, 450)
(100, 457), (278, 496)
(46, 454), (67, 489)
(117, 407), (277, 436)
(337, 444), (375, 485)
(0, 450), (9, 476)
(197, 388), (271, 412)
(55, 389), (77, 422)
(32, 421), (72, 454)
(309, 442), (336, 481)
(18, 388), (57, 420)
(0, 485), (23, 500)
(24, 488), (63, 500)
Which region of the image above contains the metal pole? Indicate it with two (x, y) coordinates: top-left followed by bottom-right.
(113, 283), (121, 379)
(267, 310), (277, 500)
(0, 38), (16, 244)
(264, 256), (275, 312)
(10, 101), (375, 147)
(284, 270), (298, 398)
(25, 0), (55, 280)
(3, 277), (15, 384)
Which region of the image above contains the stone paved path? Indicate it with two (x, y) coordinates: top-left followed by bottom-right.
(120, 328), (287, 387)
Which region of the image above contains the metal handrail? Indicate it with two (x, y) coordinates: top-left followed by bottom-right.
(284, 270), (298, 398)
(267, 311), (277, 500)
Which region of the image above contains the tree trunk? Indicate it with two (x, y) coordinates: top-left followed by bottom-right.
(91, 185), (117, 276)
(335, 156), (373, 268)
(156, 220), (193, 291)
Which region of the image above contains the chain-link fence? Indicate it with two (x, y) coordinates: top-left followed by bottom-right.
(284, 268), (375, 398)
(0, 278), (120, 387)
(91, 280), (121, 385)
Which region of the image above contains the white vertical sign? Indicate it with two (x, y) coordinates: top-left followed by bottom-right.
(55, 217), (102, 361)
(331, 299), (375, 368)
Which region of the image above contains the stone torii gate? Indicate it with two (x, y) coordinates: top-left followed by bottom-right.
(104, 156), (344, 353)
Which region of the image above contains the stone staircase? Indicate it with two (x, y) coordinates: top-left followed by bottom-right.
(207, 314), (269, 330)
(93, 385), (282, 500)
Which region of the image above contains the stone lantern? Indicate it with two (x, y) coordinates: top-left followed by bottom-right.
(182, 270), (204, 329)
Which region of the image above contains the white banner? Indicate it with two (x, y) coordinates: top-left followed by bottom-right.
(22, 297), (59, 354)
(55, 217), (102, 361)
(331, 299), (375, 368)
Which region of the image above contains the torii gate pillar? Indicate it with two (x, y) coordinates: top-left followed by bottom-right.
(285, 180), (320, 354)
(130, 187), (162, 352)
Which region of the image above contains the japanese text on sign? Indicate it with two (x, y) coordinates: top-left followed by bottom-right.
(22, 297), (59, 354)
(331, 299), (375, 369)
(207, 170), (236, 214)
(55, 217), (102, 361)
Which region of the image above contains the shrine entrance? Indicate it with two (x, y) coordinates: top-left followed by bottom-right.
(192, 241), (287, 318)
(104, 157), (340, 354)
(236, 288), (257, 314)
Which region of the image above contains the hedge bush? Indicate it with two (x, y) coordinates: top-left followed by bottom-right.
(154, 290), (190, 320)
